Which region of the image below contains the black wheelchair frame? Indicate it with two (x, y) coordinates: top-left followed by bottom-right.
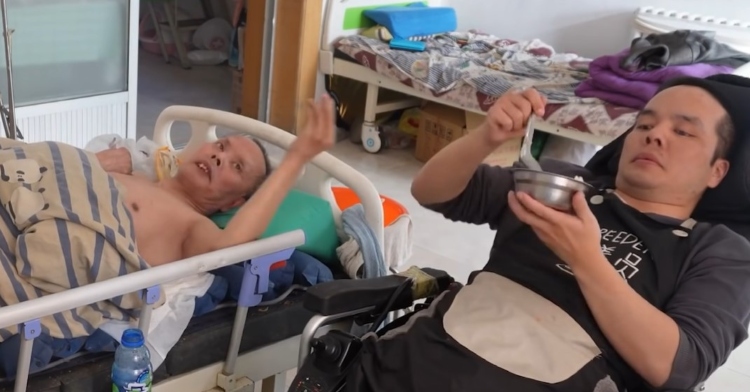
(287, 268), (707, 392)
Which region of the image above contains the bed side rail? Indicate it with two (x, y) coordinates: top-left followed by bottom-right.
(0, 230), (305, 392)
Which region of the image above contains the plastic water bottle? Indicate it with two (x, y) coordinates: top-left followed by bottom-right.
(112, 328), (153, 392)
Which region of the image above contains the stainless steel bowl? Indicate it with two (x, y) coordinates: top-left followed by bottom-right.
(510, 168), (595, 211)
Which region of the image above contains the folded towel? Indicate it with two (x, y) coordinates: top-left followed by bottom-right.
(383, 214), (412, 271)
(99, 273), (214, 370)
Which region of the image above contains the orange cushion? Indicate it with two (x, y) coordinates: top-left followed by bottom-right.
(332, 187), (408, 227)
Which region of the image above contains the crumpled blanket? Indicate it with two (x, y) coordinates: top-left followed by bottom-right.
(0, 138), (164, 342)
(382, 214), (413, 272)
(575, 50), (734, 109)
(335, 32), (591, 103)
(99, 273), (214, 370)
(621, 30), (750, 71)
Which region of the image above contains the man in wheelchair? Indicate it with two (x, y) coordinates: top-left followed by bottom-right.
(295, 74), (750, 392)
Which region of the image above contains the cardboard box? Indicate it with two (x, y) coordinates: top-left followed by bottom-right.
(415, 103), (468, 162)
(231, 68), (243, 115)
(465, 111), (522, 167)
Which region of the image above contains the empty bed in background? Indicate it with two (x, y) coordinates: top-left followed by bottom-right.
(319, 2), (750, 155)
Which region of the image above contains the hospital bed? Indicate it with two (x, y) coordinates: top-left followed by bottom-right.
(319, 2), (750, 154)
(0, 105), (386, 392)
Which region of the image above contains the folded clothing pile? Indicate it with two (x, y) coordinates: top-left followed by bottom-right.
(575, 30), (750, 109)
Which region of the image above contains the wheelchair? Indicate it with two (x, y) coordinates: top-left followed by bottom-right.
(287, 267), (707, 392)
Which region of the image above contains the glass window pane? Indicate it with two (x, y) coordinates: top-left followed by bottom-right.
(0, 0), (129, 107)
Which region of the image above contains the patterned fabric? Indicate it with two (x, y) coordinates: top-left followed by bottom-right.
(334, 32), (639, 139)
(0, 138), (164, 342)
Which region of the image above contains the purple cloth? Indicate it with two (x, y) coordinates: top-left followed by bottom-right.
(575, 50), (735, 109)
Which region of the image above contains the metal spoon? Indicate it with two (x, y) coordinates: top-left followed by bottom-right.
(518, 114), (542, 171)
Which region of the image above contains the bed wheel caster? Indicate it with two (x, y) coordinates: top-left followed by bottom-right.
(362, 123), (383, 153)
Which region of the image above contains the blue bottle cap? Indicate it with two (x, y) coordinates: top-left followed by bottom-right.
(121, 328), (145, 348)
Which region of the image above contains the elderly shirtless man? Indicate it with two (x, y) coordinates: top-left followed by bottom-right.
(95, 96), (336, 266)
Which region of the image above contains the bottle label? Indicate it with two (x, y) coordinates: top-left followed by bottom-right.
(112, 369), (152, 392)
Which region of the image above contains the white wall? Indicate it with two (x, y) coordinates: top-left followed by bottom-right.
(449, 0), (750, 58)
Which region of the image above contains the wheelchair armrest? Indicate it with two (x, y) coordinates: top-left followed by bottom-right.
(303, 267), (454, 316)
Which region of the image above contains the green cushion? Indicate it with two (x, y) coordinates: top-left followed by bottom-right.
(209, 189), (341, 265)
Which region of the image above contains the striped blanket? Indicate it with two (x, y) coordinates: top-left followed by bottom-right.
(0, 138), (163, 342)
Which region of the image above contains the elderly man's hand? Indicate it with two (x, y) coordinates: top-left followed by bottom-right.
(96, 147), (133, 175)
(289, 94), (336, 162)
(507, 191), (601, 268)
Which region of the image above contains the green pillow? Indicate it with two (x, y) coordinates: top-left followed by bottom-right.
(209, 189), (341, 265)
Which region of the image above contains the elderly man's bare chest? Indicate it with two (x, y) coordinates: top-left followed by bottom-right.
(111, 174), (198, 266)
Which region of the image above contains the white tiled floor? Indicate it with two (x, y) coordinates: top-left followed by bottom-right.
(136, 50), (750, 391)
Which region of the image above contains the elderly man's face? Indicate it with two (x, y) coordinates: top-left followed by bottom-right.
(616, 86), (730, 199)
(176, 136), (267, 212)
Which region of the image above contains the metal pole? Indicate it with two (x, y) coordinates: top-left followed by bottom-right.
(14, 320), (41, 392)
(258, 0), (277, 123)
(222, 306), (248, 375)
(0, 93), (10, 139)
(0, 0), (16, 140)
